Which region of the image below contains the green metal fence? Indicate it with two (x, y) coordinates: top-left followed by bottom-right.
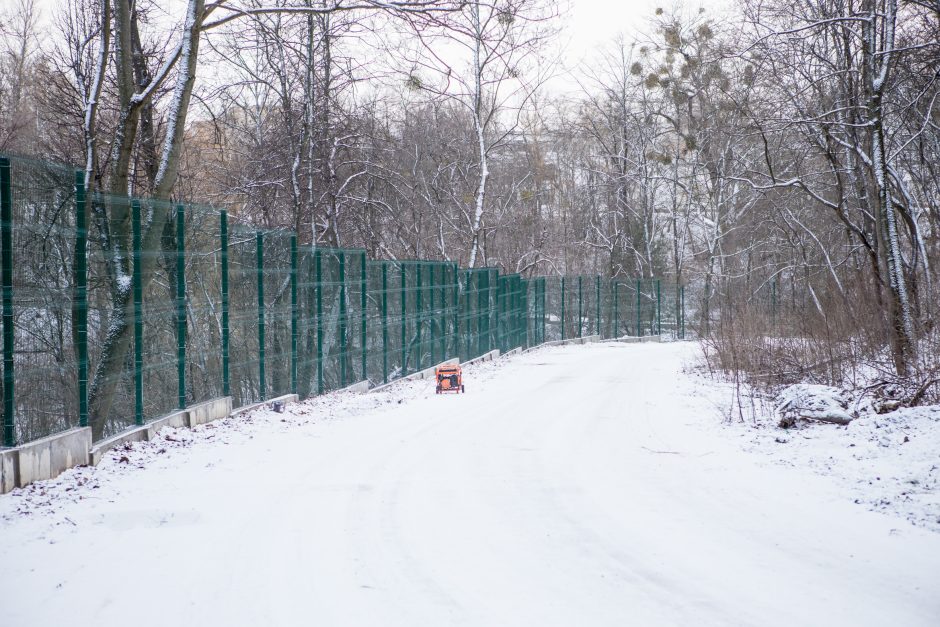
(0, 155), (686, 447)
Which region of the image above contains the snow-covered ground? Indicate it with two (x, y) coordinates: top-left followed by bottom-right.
(1, 342), (939, 627)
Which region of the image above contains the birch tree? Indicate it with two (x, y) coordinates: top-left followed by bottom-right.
(396, 0), (557, 267)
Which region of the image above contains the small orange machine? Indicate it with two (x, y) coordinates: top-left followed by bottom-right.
(435, 364), (465, 394)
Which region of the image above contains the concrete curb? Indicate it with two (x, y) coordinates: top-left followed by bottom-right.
(0, 396), (241, 490)
(461, 349), (500, 366)
(601, 335), (665, 344)
(4, 427), (92, 489)
(90, 397), (235, 466)
(339, 380), (370, 394)
(524, 335), (600, 353)
(90, 425), (150, 466)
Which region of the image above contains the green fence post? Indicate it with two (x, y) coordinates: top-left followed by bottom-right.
(613, 281), (619, 338)
(175, 205), (187, 409)
(0, 158), (14, 445)
(74, 170), (89, 430)
(606, 279), (617, 339)
(506, 278), (511, 350)
(290, 235), (298, 395)
(595, 276), (601, 337)
(656, 278), (662, 336)
(512, 279), (517, 349)
(360, 252), (366, 384)
(429, 264), (436, 366)
(477, 270), (484, 356)
(315, 248), (324, 394)
(560, 276), (566, 341)
(451, 264), (458, 359)
(381, 262), (388, 384)
(577, 276), (583, 338)
(511, 279), (516, 349)
(498, 278), (505, 352)
(339, 250), (347, 388)
(501, 277), (507, 351)
(220, 211), (230, 397)
(132, 200), (143, 426)
(256, 231), (265, 401)
(400, 263), (407, 376)
(519, 279), (525, 348)
(636, 279), (642, 337)
(465, 270), (472, 359)
(680, 285), (686, 340)
(540, 278), (545, 345)
(416, 263), (422, 371)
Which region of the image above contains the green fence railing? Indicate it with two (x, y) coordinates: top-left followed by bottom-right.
(0, 154), (686, 447)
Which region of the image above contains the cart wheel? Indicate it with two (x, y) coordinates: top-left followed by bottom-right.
(461, 385), (465, 393)
(436, 386), (441, 394)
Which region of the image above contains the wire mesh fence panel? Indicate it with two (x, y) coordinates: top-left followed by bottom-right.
(484, 269), (498, 354)
(518, 277), (529, 349)
(426, 262), (443, 367)
(317, 248), (353, 392)
(183, 205), (224, 405)
(262, 231), (293, 399)
(227, 225), (261, 408)
(460, 268), (487, 359)
(639, 278), (660, 336)
(365, 260), (386, 386)
(560, 275), (582, 340)
(612, 279), (639, 337)
(543, 276), (563, 342)
(137, 198), (183, 423)
(583, 276), (600, 337)
(497, 276), (509, 352)
(400, 261), (420, 375)
(342, 250), (367, 386)
(384, 261), (404, 381)
(442, 263), (460, 361)
(496, 274), (524, 352)
(296, 247), (318, 399)
(86, 193), (135, 439)
(418, 262), (437, 369)
(657, 280), (682, 339)
(526, 277), (543, 347)
(4, 157), (78, 443)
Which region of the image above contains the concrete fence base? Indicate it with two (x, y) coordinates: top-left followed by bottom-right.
(1, 427), (92, 492)
(462, 349), (500, 366)
(339, 380), (371, 394)
(601, 335), (665, 344)
(90, 397), (234, 467)
(2, 396), (234, 493)
(525, 335), (600, 353)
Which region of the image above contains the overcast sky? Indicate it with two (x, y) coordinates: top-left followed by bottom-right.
(27, 0), (732, 99)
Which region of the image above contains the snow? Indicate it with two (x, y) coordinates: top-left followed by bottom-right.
(1, 343), (939, 626)
(733, 398), (940, 533)
(775, 383), (853, 424)
(116, 272), (131, 294)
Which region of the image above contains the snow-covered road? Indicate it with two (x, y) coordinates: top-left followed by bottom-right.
(2, 343), (939, 626)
